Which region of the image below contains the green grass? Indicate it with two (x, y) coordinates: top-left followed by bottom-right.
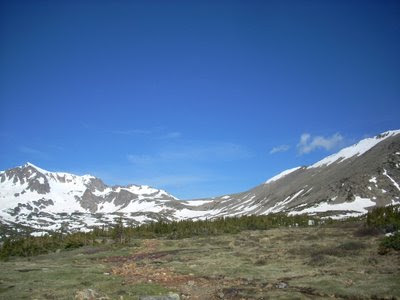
(1, 225), (399, 299)
(0, 245), (170, 299)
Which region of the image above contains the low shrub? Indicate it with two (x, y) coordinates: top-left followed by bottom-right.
(308, 253), (335, 266)
(366, 205), (400, 233)
(304, 234), (320, 241)
(378, 232), (400, 255)
(354, 226), (382, 237)
(64, 239), (84, 249)
(337, 241), (366, 251)
(315, 247), (343, 257)
(309, 241), (365, 260)
(254, 255), (268, 266)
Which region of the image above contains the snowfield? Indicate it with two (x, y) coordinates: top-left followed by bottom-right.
(289, 196), (376, 217)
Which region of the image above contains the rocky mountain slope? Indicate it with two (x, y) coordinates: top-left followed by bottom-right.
(1, 130), (399, 235)
(200, 130), (400, 219)
(0, 163), (197, 234)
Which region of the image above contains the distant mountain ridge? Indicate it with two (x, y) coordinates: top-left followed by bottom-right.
(0, 163), (192, 233)
(1, 130), (399, 235)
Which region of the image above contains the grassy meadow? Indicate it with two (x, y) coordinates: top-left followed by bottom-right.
(0, 207), (399, 299)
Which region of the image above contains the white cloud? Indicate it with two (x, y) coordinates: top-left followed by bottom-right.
(297, 133), (344, 154)
(269, 145), (290, 154)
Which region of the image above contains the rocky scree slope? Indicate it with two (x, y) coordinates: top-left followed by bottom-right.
(199, 130), (400, 219)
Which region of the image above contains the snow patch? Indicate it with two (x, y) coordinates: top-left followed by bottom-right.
(290, 189), (304, 202)
(289, 196), (375, 216)
(369, 177), (377, 184)
(264, 189), (305, 214)
(383, 169), (400, 192)
(31, 231), (48, 237)
(302, 187), (313, 195)
(392, 199), (400, 205)
(265, 166), (302, 184)
(183, 199), (213, 206)
(174, 208), (221, 219)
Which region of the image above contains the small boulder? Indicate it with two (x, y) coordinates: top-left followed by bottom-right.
(139, 293), (180, 300)
(276, 282), (288, 289)
(74, 289), (109, 300)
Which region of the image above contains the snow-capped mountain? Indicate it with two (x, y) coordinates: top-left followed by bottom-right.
(0, 163), (198, 233)
(1, 130), (400, 235)
(199, 130), (400, 219)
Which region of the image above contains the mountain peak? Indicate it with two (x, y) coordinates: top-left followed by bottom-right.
(22, 162), (95, 180)
(24, 162), (49, 174)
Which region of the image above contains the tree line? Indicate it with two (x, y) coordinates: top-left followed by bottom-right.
(1, 206), (399, 259)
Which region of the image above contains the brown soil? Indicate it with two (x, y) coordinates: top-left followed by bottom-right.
(106, 239), (341, 299)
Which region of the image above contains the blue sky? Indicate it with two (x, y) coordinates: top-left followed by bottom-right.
(0, 0), (399, 199)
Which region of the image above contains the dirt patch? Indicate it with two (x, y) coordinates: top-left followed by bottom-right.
(107, 238), (332, 299)
(107, 240), (237, 298)
(103, 249), (199, 265)
(112, 262), (194, 285)
(110, 259), (324, 299)
(111, 262), (218, 299)
(132, 249), (188, 261)
(142, 240), (160, 253)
